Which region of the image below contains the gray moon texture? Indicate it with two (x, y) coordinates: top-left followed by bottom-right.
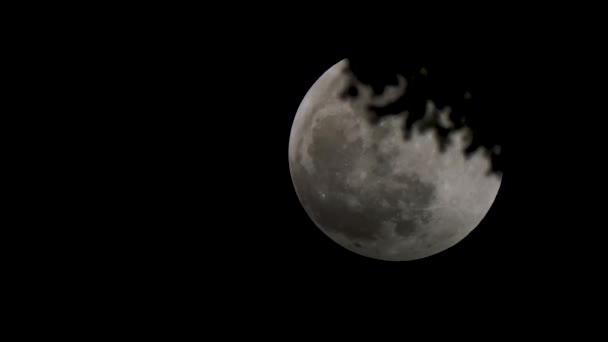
(288, 59), (502, 261)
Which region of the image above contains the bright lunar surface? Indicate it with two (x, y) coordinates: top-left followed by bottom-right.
(288, 59), (502, 261)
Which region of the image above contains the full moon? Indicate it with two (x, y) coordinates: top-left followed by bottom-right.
(288, 59), (502, 261)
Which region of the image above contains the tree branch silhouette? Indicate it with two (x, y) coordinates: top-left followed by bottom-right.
(341, 55), (505, 176)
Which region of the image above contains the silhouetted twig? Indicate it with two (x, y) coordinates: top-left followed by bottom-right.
(341, 55), (504, 175)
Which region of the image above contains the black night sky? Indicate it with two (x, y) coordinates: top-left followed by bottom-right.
(225, 37), (606, 295)
(17, 7), (608, 328)
(88, 23), (607, 308)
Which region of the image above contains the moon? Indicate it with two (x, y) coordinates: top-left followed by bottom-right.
(288, 59), (502, 261)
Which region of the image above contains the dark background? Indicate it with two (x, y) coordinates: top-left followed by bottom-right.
(124, 27), (600, 303)
(35, 18), (604, 309)
(209, 33), (607, 300)
(11, 7), (608, 327)
(201, 44), (532, 289)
